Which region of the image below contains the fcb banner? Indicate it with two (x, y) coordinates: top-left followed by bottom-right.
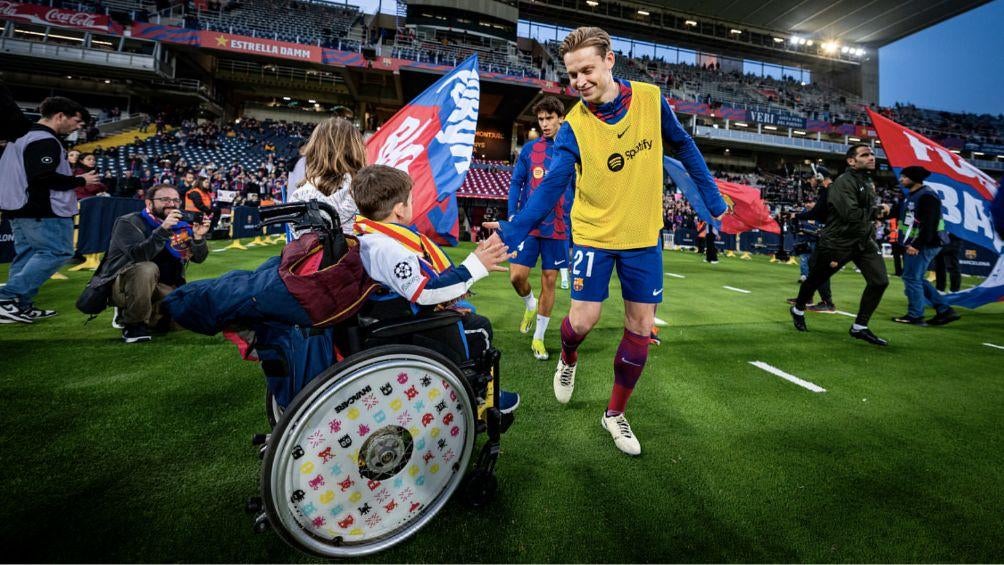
(0, 1), (122, 33)
(197, 31), (322, 64)
(366, 55), (480, 245)
(867, 108), (1003, 308)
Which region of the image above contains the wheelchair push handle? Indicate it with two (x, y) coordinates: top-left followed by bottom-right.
(257, 201), (342, 233)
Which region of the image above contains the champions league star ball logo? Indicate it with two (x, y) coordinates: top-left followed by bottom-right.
(393, 261), (413, 280)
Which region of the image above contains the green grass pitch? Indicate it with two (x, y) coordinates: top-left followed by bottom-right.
(1, 241), (1002, 562)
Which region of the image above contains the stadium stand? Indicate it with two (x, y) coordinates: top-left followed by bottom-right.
(543, 41), (1004, 149)
(5, 2), (1002, 152)
(457, 160), (513, 200)
(196, 0), (363, 48)
(391, 32), (541, 77)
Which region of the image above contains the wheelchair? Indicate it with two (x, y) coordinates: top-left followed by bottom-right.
(241, 202), (513, 558)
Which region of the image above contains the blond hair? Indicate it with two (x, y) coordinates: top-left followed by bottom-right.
(560, 27), (611, 58)
(300, 118), (366, 196)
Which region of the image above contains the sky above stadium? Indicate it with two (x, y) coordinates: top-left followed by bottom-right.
(879, 0), (1004, 116)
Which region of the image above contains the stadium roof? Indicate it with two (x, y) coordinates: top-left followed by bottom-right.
(666, 0), (991, 46)
(519, 0), (991, 47)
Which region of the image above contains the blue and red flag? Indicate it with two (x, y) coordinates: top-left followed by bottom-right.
(366, 55), (480, 245)
(867, 109), (1002, 308)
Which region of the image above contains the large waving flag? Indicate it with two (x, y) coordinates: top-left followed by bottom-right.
(867, 108), (1002, 308)
(366, 55), (480, 245)
(664, 157), (780, 234)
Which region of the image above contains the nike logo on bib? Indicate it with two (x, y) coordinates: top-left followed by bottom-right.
(617, 126), (630, 138)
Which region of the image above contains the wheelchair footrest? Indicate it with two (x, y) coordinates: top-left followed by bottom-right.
(462, 467), (498, 508)
(485, 407), (513, 440)
(252, 511), (270, 534)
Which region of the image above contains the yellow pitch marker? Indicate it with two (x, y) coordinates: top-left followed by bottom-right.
(68, 253), (102, 271)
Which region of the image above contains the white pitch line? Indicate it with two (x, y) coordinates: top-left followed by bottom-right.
(723, 285), (751, 294)
(749, 361), (826, 393)
(983, 343), (1004, 350)
(665, 272), (686, 279)
(653, 316), (668, 327)
(834, 310), (856, 318)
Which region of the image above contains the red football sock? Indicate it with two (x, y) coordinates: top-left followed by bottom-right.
(607, 329), (650, 415)
(560, 316), (587, 365)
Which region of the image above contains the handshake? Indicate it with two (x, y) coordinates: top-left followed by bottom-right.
(472, 231), (514, 272)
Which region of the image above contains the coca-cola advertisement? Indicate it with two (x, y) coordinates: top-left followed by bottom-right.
(0, 1), (121, 34)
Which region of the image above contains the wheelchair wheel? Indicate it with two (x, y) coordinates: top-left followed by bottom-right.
(261, 345), (478, 558)
(265, 390), (283, 429)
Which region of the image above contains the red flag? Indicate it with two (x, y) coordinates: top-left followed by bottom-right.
(716, 180), (781, 234)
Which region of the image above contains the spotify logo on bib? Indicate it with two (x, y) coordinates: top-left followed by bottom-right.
(607, 153), (625, 172)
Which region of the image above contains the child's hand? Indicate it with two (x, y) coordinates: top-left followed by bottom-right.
(474, 235), (510, 272)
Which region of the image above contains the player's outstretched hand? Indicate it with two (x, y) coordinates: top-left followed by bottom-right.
(483, 231), (518, 260)
(482, 221), (500, 231)
(474, 235), (509, 272)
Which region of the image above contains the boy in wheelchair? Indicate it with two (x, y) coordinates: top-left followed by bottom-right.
(350, 165), (520, 413)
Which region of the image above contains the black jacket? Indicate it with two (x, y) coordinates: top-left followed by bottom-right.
(903, 186), (944, 249)
(89, 211), (208, 289)
(0, 82), (31, 142)
(796, 184), (829, 223)
(5, 124), (85, 219)
(818, 168), (882, 254)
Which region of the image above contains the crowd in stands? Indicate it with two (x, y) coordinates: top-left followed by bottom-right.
(391, 34), (542, 79)
(73, 113), (529, 211)
(75, 117), (307, 215)
(875, 103), (1004, 148)
(192, 0), (364, 49)
(15, 1), (1004, 148)
(543, 42), (1004, 148)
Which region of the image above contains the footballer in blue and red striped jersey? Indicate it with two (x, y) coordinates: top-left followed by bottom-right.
(507, 96), (576, 361)
(511, 137), (573, 242)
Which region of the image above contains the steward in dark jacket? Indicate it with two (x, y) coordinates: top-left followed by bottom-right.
(818, 167), (884, 255)
(791, 144), (891, 346)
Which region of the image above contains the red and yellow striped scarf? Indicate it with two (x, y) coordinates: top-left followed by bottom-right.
(353, 217), (452, 274)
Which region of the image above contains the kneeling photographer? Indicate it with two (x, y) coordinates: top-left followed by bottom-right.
(80, 184), (210, 343)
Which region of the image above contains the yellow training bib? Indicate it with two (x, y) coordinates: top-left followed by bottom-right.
(564, 81), (665, 249)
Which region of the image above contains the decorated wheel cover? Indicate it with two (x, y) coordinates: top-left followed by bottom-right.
(263, 347), (476, 557)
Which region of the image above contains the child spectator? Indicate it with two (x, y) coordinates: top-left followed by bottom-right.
(288, 117), (366, 235)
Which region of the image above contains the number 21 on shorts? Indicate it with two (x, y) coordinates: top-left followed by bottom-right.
(572, 249), (595, 277)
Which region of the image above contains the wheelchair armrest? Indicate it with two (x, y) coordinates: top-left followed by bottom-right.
(365, 310), (464, 339)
